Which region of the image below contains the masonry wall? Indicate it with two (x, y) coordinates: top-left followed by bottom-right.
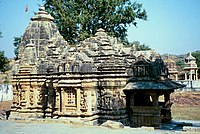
(176, 80), (200, 91)
(10, 72), (130, 125)
(0, 84), (13, 101)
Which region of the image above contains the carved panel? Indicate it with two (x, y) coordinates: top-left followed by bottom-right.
(20, 91), (26, 101)
(91, 91), (96, 111)
(29, 90), (34, 105)
(97, 87), (126, 111)
(80, 90), (87, 111)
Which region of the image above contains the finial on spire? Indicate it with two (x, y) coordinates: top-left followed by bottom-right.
(39, 5), (45, 11)
(189, 52), (192, 56)
(95, 28), (107, 36)
(186, 51), (195, 61)
(31, 5), (54, 21)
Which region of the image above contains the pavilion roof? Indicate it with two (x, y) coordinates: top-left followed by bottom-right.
(124, 58), (185, 91)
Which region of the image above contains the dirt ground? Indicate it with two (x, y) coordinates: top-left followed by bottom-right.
(171, 91), (200, 120)
(0, 100), (12, 112)
(171, 91), (200, 106)
(0, 91), (200, 120)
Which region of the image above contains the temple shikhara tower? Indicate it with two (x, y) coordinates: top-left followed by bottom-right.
(164, 57), (178, 81)
(11, 6), (184, 128)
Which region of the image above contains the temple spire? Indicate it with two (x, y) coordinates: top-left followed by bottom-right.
(31, 5), (54, 21)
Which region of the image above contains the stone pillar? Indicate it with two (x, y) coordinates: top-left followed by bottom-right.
(185, 72), (187, 80)
(175, 74), (178, 81)
(164, 93), (170, 102)
(196, 70), (198, 80)
(190, 70), (192, 80)
(61, 88), (65, 113)
(130, 93), (135, 106)
(58, 88), (62, 112)
(21, 86), (28, 110)
(10, 82), (20, 119)
(152, 94), (158, 106)
(87, 90), (92, 114)
(76, 88), (81, 114)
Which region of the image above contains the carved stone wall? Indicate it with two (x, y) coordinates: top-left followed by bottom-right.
(11, 75), (46, 118)
(97, 76), (128, 124)
(11, 73), (129, 124)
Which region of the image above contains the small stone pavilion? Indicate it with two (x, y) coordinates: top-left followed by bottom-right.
(184, 52), (198, 81)
(124, 56), (184, 127)
(11, 6), (184, 128)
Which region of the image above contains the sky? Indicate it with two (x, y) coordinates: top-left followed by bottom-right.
(0, 0), (200, 58)
(128, 0), (200, 55)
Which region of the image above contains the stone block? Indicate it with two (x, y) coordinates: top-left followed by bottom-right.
(183, 126), (200, 132)
(101, 120), (124, 129)
(140, 126), (154, 131)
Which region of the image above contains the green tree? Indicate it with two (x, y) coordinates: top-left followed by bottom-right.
(135, 43), (151, 51)
(0, 31), (2, 38)
(176, 60), (185, 71)
(192, 51), (200, 68)
(0, 31), (10, 72)
(13, 37), (22, 60)
(43, 0), (147, 44)
(125, 41), (151, 51)
(0, 51), (9, 72)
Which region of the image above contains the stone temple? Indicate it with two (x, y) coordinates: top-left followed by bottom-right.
(11, 6), (184, 128)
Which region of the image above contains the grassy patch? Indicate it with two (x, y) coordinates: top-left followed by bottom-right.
(172, 104), (200, 120)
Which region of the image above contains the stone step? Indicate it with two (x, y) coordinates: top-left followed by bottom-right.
(183, 126), (200, 132)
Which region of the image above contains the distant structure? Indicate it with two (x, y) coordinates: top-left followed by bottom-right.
(10, 6), (184, 128)
(184, 52), (198, 81)
(164, 56), (178, 81)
